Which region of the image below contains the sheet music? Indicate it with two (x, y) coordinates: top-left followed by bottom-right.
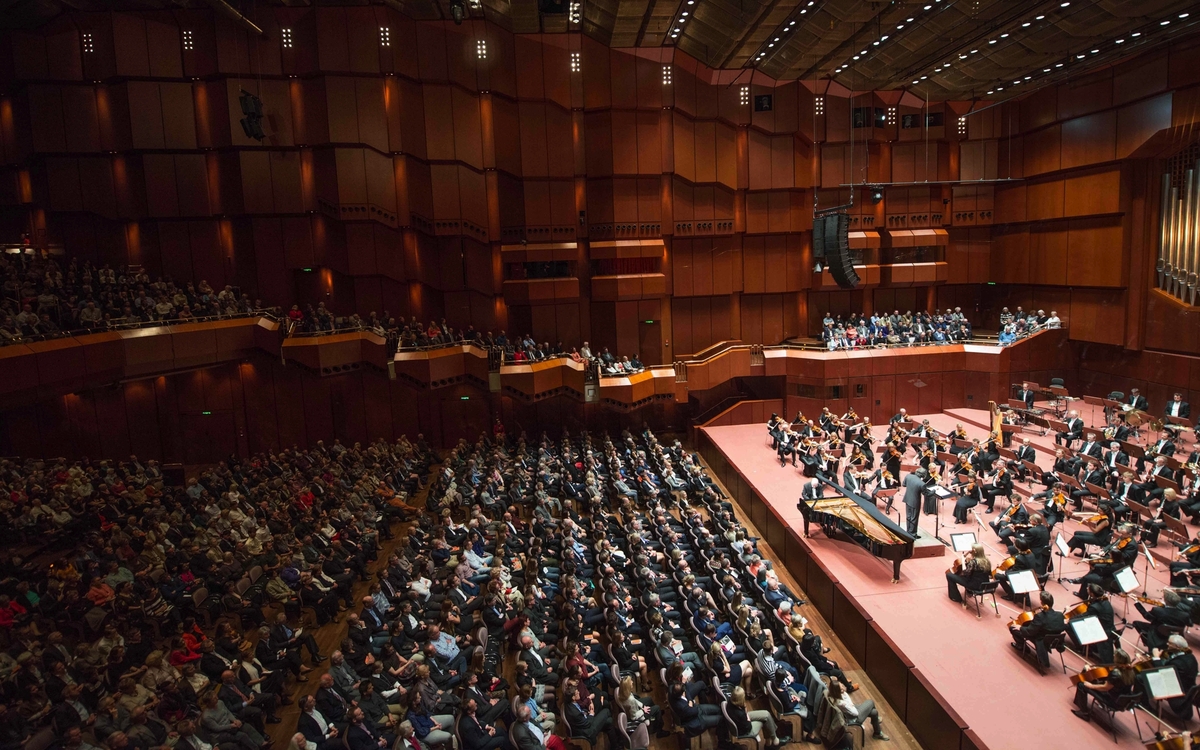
(1114, 566), (1140, 593)
(1143, 543), (1157, 570)
(1144, 667), (1185, 700)
(951, 533), (977, 553)
(1069, 616), (1107, 646)
(1008, 569), (1040, 594)
(1055, 533), (1070, 557)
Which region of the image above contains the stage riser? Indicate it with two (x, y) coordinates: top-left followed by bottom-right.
(699, 432), (989, 750)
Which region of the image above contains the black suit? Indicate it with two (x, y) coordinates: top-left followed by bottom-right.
(1018, 388), (1036, 409)
(315, 685), (351, 724)
(297, 712), (341, 750)
(1133, 603), (1192, 651)
(459, 713), (511, 750)
(1128, 395), (1149, 411)
(1011, 607), (1066, 667)
(1057, 418), (1084, 447)
(1166, 400), (1191, 419)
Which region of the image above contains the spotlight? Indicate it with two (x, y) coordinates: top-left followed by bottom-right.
(450, 0), (466, 24)
(870, 188), (883, 204)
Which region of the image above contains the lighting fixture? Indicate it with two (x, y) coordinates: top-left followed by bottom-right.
(569, 1), (581, 23)
(570, 51), (580, 72)
(740, 86), (750, 106)
(82, 31), (94, 53)
(662, 65), (672, 85)
(281, 28), (293, 48)
(380, 27), (391, 47)
(183, 30), (194, 51)
(476, 39), (487, 59)
(815, 96), (824, 115)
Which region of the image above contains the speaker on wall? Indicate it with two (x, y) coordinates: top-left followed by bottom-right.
(814, 212), (858, 289)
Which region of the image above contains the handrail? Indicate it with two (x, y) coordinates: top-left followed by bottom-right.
(0, 310), (283, 346)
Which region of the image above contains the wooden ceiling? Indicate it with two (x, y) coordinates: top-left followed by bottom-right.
(2, 0), (1198, 100)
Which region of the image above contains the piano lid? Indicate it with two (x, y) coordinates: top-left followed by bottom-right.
(815, 475), (917, 546)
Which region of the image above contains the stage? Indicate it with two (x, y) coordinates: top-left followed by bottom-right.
(699, 408), (1199, 750)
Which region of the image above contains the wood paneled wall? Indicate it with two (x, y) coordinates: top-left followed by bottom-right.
(2, 10), (1200, 369)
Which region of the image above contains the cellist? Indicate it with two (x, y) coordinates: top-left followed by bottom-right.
(1065, 523), (1137, 600)
(1009, 590), (1065, 669)
(1064, 584), (1115, 664)
(1071, 649), (1138, 723)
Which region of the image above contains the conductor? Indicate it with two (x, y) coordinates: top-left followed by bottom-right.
(902, 468), (930, 535)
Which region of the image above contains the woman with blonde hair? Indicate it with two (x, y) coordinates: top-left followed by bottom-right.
(616, 675), (665, 737)
(709, 641), (754, 694)
(946, 543), (992, 605)
(728, 686), (781, 747)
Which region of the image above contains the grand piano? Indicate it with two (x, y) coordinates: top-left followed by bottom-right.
(798, 476), (916, 583)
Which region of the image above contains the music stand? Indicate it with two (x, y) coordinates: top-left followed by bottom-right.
(1114, 565), (1140, 621)
(953, 438), (973, 450)
(1125, 498), (1152, 523)
(1054, 533), (1070, 583)
(951, 532), (977, 553)
(1163, 514), (1190, 545)
(926, 484), (954, 544)
(1144, 667), (1185, 701)
(1069, 615), (1108, 660)
(1008, 570), (1040, 609)
(1155, 475), (1181, 492)
(875, 487), (899, 513)
(1119, 441), (1145, 461)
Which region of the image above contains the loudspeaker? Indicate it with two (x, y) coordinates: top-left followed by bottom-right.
(818, 213), (858, 288)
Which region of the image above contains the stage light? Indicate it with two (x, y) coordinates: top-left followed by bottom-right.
(450, 0), (466, 24)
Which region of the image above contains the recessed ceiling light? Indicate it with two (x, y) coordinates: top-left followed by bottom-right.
(1181, 13), (1190, 18)
(1055, 62), (1063, 67)
(912, 80), (919, 84)
(1116, 39), (1125, 43)
(1000, 33), (1009, 38)
(906, 17), (914, 22)
(970, 49), (978, 53)
(1036, 15), (1045, 20)
(773, 37), (779, 41)
(1132, 32), (1141, 37)
(1060, 2), (1069, 6)
(935, 67), (942, 72)
(1022, 22), (1030, 27)
(989, 39), (996, 44)
(768, 43), (774, 47)
(897, 24), (905, 29)
(987, 90), (994, 94)
(881, 35), (888, 40)
(1043, 68), (1050, 72)
(1076, 54), (1084, 58)
(789, 20), (796, 25)
(1161, 20), (1170, 26)
(1024, 75), (1031, 80)
(920, 75), (927, 79)
(681, 11), (688, 16)
(959, 54), (967, 59)
(853, 55), (860, 59)
(800, 8), (806, 12)
(1014, 81), (1021, 85)
(923, 5), (931, 10)
(997, 86), (1003, 90)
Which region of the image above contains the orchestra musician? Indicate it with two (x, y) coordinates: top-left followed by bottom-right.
(799, 477), (824, 503)
(1016, 383), (1036, 410)
(889, 408), (909, 425)
(1165, 392), (1191, 420)
(1169, 535), (1200, 587)
(980, 459), (1013, 513)
(1076, 433), (1104, 461)
(1144, 429), (1177, 467)
(1039, 484), (1069, 531)
(1070, 648), (1138, 723)
(947, 424), (969, 455)
(1142, 491), (1181, 548)
(1066, 524), (1137, 600)
(1102, 441), (1130, 487)
(951, 472), (984, 524)
(1006, 512), (1049, 562)
(990, 495), (1028, 545)
(1131, 589), (1194, 652)
(776, 428), (799, 468)
(1126, 388), (1148, 412)
(1066, 584), (1116, 664)
(1071, 460), (1107, 511)
(946, 544), (992, 605)
(995, 537), (1044, 601)
(1009, 591), (1066, 669)
(790, 411), (808, 430)
(1108, 470), (1136, 520)
(882, 444), (902, 479)
(768, 413), (785, 449)
(1158, 635), (1198, 720)
(1065, 503), (1114, 557)
(872, 469), (900, 511)
(1012, 439), (1038, 482)
(1134, 455), (1175, 503)
(1046, 448), (1081, 490)
(1056, 410), (1084, 448)
(846, 444), (869, 472)
(840, 408), (858, 441)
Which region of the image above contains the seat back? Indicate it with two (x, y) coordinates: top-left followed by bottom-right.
(1050, 378), (1065, 388)
(976, 580), (1000, 596)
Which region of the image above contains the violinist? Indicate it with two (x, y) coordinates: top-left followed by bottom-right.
(1012, 439), (1038, 482)
(1065, 503), (1113, 557)
(889, 408), (908, 425)
(1071, 648), (1138, 722)
(1066, 524), (1137, 600)
(1041, 483), (1070, 531)
(912, 419), (931, 439)
(1009, 590), (1065, 669)
(846, 444), (869, 472)
(1159, 635), (1198, 720)
(1007, 512), (1049, 563)
(951, 472), (983, 524)
(883, 444), (902, 478)
(790, 411), (807, 430)
(1065, 584), (1116, 664)
(946, 544), (991, 605)
(840, 408), (858, 441)
(947, 423), (969, 454)
(981, 459), (1013, 513)
(819, 408), (837, 435)
(1169, 534), (1200, 587)
(872, 469), (899, 511)
(1132, 589), (1194, 652)
(990, 495), (1028, 545)
(776, 428), (798, 467)
(768, 413), (785, 449)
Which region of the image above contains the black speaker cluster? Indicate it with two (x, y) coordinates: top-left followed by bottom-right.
(239, 91), (266, 141)
(813, 212), (858, 289)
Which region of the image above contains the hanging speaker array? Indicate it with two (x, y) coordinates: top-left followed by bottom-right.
(1158, 161), (1200, 305)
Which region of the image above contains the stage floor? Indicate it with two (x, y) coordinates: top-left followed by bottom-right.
(703, 411), (1199, 750)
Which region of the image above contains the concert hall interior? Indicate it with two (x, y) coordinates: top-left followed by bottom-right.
(4, 2), (1200, 750)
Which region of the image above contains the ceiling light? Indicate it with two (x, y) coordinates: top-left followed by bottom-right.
(1116, 39), (1125, 43)
(920, 75), (927, 79)
(935, 67), (942, 72)
(789, 20), (796, 25)
(1000, 33), (1009, 38)
(923, 5), (931, 10)
(1132, 32), (1141, 37)
(897, 24), (904, 29)
(800, 9), (806, 13)
(1060, 2), (1069, 6)
(906, 17), (914, 22)
(768, 43), (774, 47)
(872, 41), (879, 45)
(1076, 54), (1084, 58)
(807, 1), (814, 5)
(1022, 22), (1030, 27)
(1055, 62), (1063, 67)
(912, 80), (920, 84)
(996, 86), (1003, 90)
(1043, 68), (1050, 72)
(987, 90), (994, 94)
(773, 37), (779, 41)
(1036, 14), (1045, 19)
(944, 62), (951, 66)
(853, 55), (860, 59)
(1091, 48), (1099, 53)
(1181, 13), (1190, 18)
(1024, 75), (1030, 79)
(959, 54), (967, 59)
(681, 11), (688, 15)
(970, 49), (978, 53)
(881, 35), (888, 40)
(988, 39), (996, 44)
(1161, 20), (1170, 26)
